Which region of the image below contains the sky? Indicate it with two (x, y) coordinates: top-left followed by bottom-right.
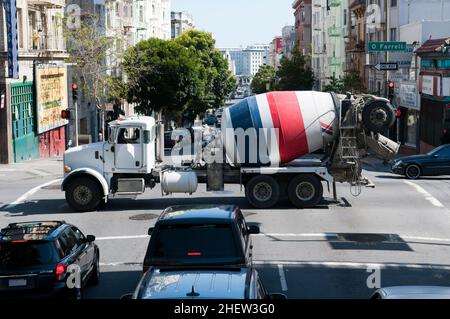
(171, 0), (296, 48)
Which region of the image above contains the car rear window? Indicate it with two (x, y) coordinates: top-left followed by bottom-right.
(150, 224), (240, 264)
(0, 241), (56, 266)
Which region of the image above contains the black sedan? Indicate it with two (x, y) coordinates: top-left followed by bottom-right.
(0, 221), (99, 299)
(391, 144), (450, 179)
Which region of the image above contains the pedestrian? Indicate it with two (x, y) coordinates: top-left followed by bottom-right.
(440, 128), (450, 145)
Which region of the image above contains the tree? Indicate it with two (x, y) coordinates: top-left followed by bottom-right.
(123, 30), (236, 118)
(122, 38), (202, 116)
(251, 65), (277, 94)
(174, 30), (236, 114)
(276, 48), (314, 91)
(323, 76), (344, 93)
(342, 71), (365, 94)
(64, 13), (127, 137)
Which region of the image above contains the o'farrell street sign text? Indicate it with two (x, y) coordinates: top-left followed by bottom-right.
(368, 42), (407, 52)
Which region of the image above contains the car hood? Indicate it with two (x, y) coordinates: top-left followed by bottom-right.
(396, 155), (428, 163)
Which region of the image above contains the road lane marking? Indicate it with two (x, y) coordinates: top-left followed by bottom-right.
(96, 235), (149, 241)
(98, 260), (450, 271)
(404, 180), (445, 208)
(94, 233), (450, 245)
(277, 264), (288, 291)
(3, 178), (63, 210)
(255, 261), (450, 271)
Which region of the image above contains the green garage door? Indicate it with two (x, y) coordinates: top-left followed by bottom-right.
(11, 82), (39, 162)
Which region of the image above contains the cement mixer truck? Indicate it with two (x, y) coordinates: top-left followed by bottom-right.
(61, 91), (399, 212)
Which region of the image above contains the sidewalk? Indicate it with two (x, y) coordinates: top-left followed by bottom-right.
(0, 157), (64, 182)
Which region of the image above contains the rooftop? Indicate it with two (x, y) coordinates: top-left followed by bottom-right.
(416, 38), (450, 54)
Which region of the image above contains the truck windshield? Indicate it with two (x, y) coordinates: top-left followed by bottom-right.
(149, 224), (242, 265)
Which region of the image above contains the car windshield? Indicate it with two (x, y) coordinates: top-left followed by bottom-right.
(0, 241), (56, 266)
(149, 224), (241, 265)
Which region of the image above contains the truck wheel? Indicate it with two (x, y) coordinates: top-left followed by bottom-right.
(362, 100), (395, 133)
(245, 175), (280, 209)
(66, 177), (102, 212)
(288, 175), (323, 208)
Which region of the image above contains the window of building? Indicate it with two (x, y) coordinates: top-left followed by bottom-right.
(116, 2), (120, 17)
(391, 0), (397, 7)
(139, 5), (144, 23)
(344, 9), (347, 26)
(390, 28), (397, 41)
(17, 8), (24, 49)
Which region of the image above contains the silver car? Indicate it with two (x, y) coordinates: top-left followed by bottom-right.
(122, 267), (286, 300)
(372, 286), (450, 299)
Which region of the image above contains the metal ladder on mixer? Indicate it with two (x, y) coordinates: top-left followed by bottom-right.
(339, 100), (360, 165)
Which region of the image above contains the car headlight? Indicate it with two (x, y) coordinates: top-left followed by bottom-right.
(392, 161), (403, 169)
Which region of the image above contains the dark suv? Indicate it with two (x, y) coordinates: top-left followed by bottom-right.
(0, 221), (99, 298)
(143, 205), (260, 272)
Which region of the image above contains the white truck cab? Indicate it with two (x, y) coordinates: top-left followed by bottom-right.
(62, 117), (159, 211)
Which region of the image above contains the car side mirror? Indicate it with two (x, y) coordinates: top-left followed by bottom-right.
(120, 293), (134, 300)
(268, 293), (287, 300)
(86, 235), (96, 243)
(247, 225), (260, 235)
(148, 227), (155, 236)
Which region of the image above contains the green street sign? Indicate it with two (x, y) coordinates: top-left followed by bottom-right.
(368, 42), (407, 52)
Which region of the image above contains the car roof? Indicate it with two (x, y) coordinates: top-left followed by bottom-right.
(0, 221), (67, 242)
(376, 286), (450, 299)
(157, 205), (239, 224)
(138, 268), (251, 299)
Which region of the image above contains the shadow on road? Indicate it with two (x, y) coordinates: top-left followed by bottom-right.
(83, 262), (450, 299)
(2, 197), (339, 216)
(83, 269), (142, 299)
(257, 263), (450, 299)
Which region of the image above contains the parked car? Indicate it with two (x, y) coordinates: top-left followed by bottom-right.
(143, 205), (260, 273)
(371, 286), (450, 299)
(391, 144), (450, 179)
(0, 221), (99, 299)
(122, 267), (287, 300)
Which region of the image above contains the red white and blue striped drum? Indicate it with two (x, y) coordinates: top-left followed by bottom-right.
(222, 91), (339, 167)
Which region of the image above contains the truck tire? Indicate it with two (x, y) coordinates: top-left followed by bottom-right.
(66, 177), (102, 212)
(287, 175), (323, 208)
(245, 175), (280, 209)
(362, 100), (395, 134)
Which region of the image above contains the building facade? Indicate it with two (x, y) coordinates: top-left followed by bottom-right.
(219, 44), (270, 76)
(311, 0), (329, 90)
(0, 0), (68, 163)
(326, 0), (348, 81)
(416, 38), (450, 153)
(171, 11), (193, 38)
(268, 36), (283, 69)
(293, 0), (312, 56)
(134, 0), (171, 43)
(281, 25), (296, 58)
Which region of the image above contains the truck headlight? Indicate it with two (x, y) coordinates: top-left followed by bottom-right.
(64, 165), (72, 173)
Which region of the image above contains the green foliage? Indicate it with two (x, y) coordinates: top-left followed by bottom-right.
(323, 76), (344, 93)
(323, 72), (365, 94)
(64, 13), (123, 109)
(276, 48), (314, 91)
(123, 30), (237, 116)
(251, 65), (277, 94)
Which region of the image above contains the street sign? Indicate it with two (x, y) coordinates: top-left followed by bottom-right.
(373, 63), (398, 71)
(368, 42), (407, 52)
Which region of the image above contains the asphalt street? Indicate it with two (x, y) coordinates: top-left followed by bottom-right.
(2, 157), (450, 299)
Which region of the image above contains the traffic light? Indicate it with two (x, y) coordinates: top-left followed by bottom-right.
(388, 81), (395, 100)
(72, 83), (78, 101)
(396, 108), (402, 118)
(61, 109), (71, 119)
